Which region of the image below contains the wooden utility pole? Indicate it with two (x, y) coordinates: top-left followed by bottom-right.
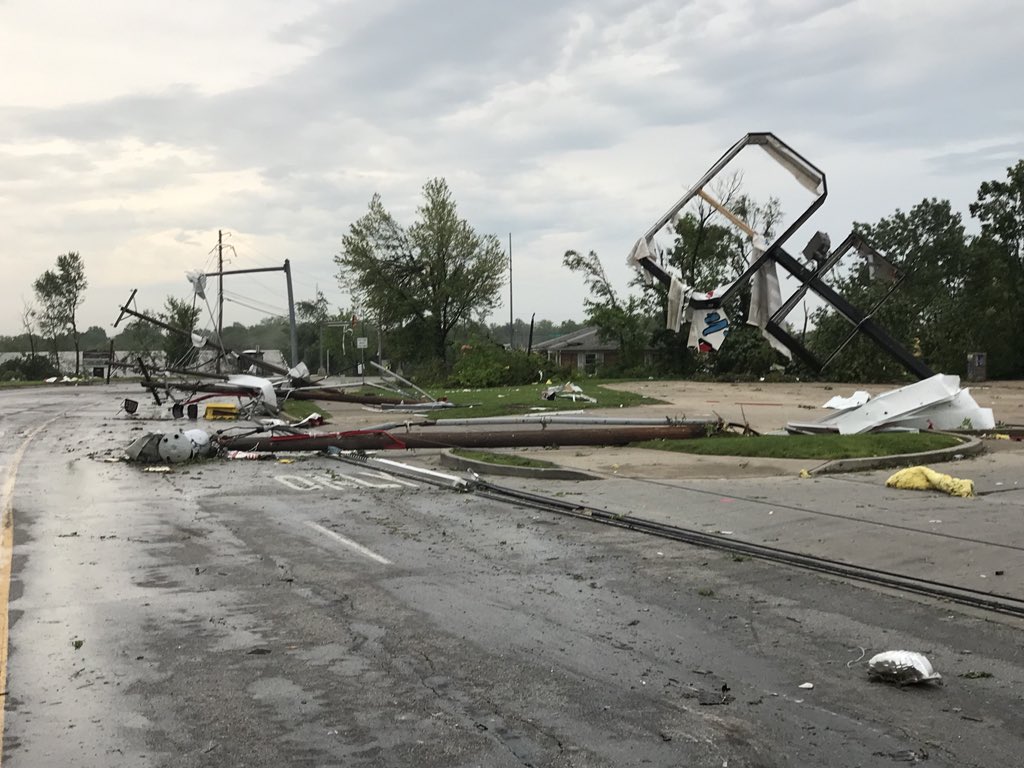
(284, 259), (298, 368)
(216, 229), (224, 373)
(508, 233), (513, 349)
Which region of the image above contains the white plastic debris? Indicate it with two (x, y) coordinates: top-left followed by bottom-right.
(867, 651), (942, 685)
(798, 682), (814, 689)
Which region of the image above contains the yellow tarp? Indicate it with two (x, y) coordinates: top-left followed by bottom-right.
(885, 466), (975, 498)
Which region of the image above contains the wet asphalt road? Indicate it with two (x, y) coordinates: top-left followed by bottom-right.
(2, 385), (1024, 767)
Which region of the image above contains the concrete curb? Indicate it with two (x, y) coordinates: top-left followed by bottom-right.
(809, 433), (985, 475)
(440, 451), (599, 481)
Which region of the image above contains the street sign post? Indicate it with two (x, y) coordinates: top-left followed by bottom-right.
(357, 337), (368, 382)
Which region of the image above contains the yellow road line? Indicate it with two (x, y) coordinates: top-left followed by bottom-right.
(0, 418), (60, 765)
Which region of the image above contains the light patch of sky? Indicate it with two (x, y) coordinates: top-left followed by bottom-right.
(0, 0), (323, 107)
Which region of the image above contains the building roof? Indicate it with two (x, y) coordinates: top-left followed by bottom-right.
(531, 326), (619, 353)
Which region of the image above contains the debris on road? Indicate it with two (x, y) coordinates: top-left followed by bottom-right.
(886, 466), (975, 498)
(958, 670), (994, 679)
(798, 682), (814, 689)
(867, 651), (942, 685)
(225, 450), (277, 461)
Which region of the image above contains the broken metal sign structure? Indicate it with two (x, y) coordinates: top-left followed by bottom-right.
(626, 132), (933, 380)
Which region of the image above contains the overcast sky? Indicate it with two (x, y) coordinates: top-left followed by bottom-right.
(3, 0), (1022, 338)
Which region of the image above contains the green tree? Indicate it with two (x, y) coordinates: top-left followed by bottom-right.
(79, 326), (109, 350)
(161, 296), (201, 368)
(562, 250), (654, 372)
(296, 290), (331, 325)
(112, 312), (164, 352)
(968, 160), (1024, 376)
(808, 199), (971, 380)
(33, 252), (88, 374)
(296, 289), (332, 371)
(336, 178), (507, 367)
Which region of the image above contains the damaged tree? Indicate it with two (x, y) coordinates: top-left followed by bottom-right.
(33, 252), (88, 375)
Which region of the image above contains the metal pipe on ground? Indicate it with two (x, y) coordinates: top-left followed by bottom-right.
(218, 423), (715, 452)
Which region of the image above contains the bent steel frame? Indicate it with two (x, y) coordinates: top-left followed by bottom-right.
(629, 132), (933, 380)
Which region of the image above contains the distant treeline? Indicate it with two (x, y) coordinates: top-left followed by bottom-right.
(0, 317), (584, 356)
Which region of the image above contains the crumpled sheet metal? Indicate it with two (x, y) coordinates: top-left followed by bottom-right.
(867, 651), (942, 685)
(886, 466), (975, 498)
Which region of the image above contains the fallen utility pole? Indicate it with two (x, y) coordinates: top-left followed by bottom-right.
(114, 290), (292, 378)
(218, 423), (715, 452)
(283, 388), (425, 407)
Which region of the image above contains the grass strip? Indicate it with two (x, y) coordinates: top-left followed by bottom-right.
(450, 448), (558, 469)
(431, 379), (661, 420)
(633, 432), (963, 460)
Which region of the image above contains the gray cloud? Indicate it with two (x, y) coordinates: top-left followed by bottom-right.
(3, 0), (1024, 332)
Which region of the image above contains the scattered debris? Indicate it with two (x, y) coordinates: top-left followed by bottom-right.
(225, 450), (277, 461)
(542, 382), (597, 404)
(958, 670), (994, 679)
(886, 466), (975, 498)
(872, 749), (929, 763)
(798, 682), (814, 689)
(867, 651), (942, 685)
(71, 638), (84, 650)
(681, 686), (735, 706)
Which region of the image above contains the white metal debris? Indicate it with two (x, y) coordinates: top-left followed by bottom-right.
(790, 375), (994, 434)
(226, 374), (278, 412)
(867, 650), (942, 685)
